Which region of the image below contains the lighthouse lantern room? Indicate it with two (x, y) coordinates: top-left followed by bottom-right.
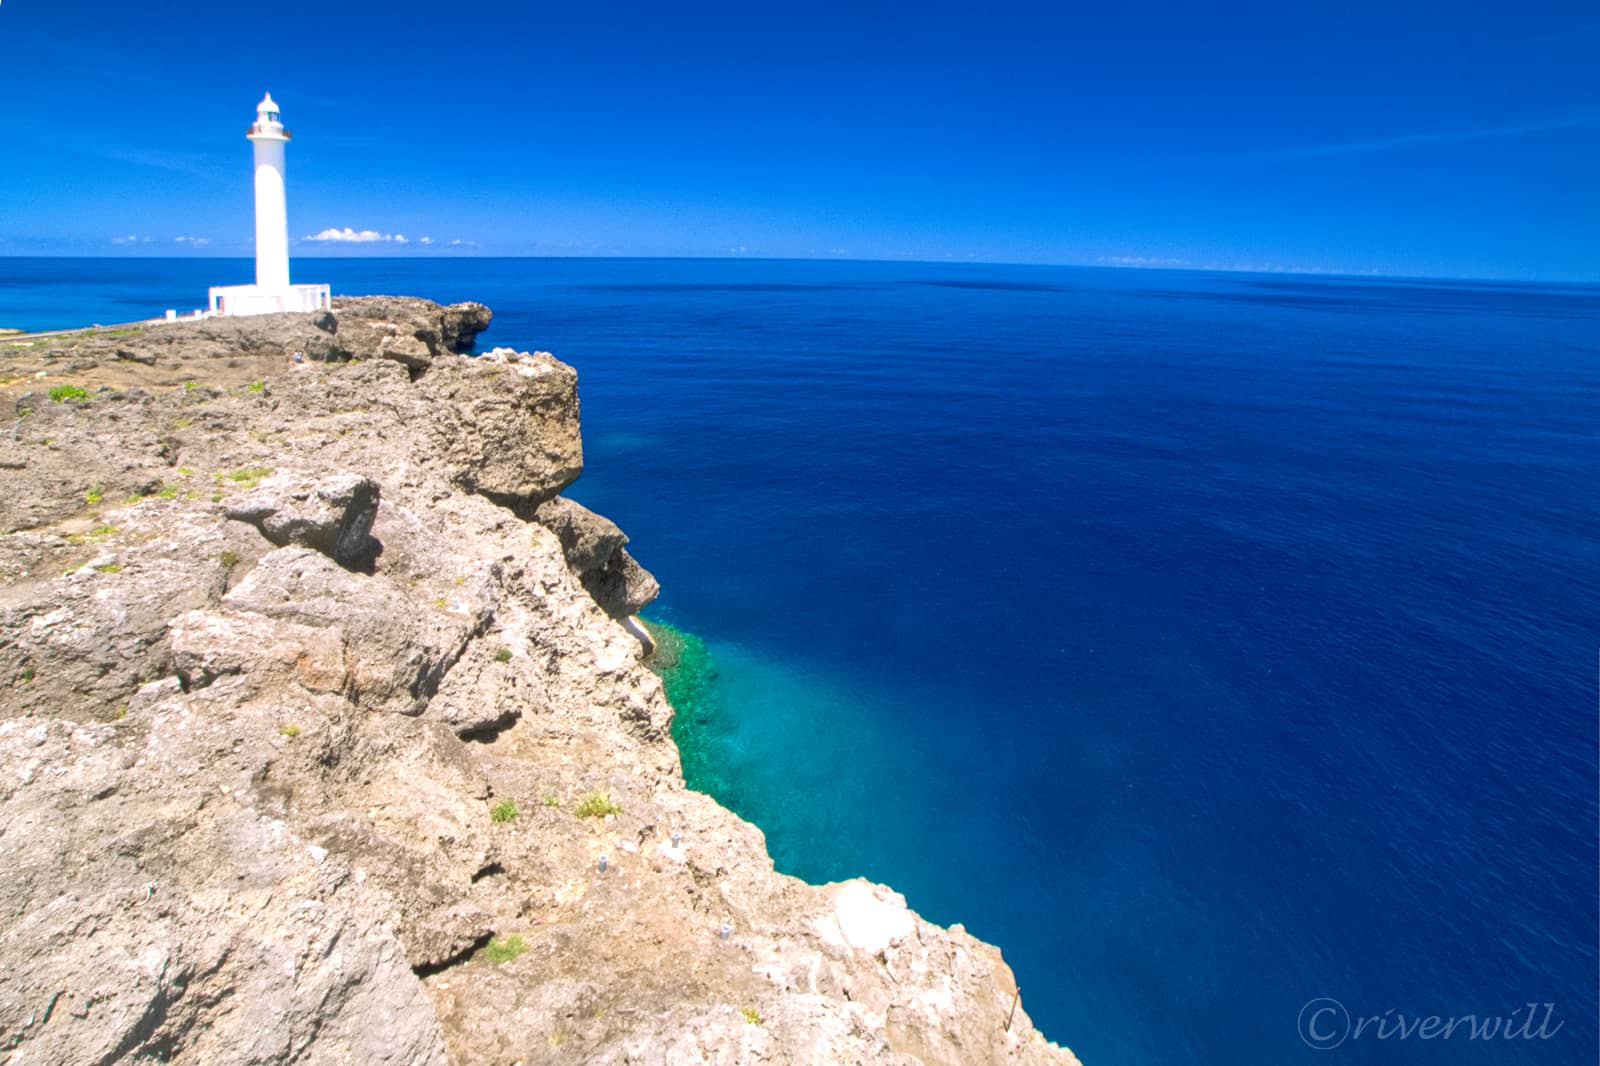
(207, 93), (331, 316)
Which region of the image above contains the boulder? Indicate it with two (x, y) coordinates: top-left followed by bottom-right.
(223, 472), (379, 569)
(222, 547), (483, 716)
(418, 352), (582, 505)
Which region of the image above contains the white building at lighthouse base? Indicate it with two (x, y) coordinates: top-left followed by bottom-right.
(207, 283), (330, 316)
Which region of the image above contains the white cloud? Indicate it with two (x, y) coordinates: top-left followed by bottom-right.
(111, 234), (150, 245)
(302, 226), (408, 243)
(448, 239), (477, 247)
(419, 236), (434, 245)
(174, 235), (211, 246)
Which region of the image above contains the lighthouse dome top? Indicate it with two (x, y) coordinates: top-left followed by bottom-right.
(248, 93), (289, 141)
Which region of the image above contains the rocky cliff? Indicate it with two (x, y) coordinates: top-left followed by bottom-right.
(0, 299), (1080, 1065)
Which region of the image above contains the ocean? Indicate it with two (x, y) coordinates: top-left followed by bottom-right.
(3, 257), (1596, 1063)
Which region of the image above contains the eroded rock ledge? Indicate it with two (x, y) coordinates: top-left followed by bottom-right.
(0, 298), (1080, 1065)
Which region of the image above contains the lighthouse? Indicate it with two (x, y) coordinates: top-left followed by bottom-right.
(207, 93), (330, 316)
(249, 92), (290, 291)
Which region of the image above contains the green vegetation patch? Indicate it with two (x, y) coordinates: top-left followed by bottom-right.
(490, 800), (519, 823)
(481, 934), (526, 964)
(63, 524), (116, 545)
(49, 384), (89, 403)
(574, 791), (621, 819)
(221, 466), (273, 489)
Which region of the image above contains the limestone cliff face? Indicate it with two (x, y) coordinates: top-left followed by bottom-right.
(0, 300), (1081, 1066)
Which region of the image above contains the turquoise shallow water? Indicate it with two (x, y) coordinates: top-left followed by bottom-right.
(2, 257), (1596, 1064)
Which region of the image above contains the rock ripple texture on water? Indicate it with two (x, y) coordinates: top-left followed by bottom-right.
(0, 298), (1080, 1066)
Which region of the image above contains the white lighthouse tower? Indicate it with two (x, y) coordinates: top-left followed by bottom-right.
(249, 92), (291, 291)
(208, 93), (330, 316)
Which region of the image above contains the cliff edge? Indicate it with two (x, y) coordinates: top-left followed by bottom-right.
(0, 300), (1080, 1065)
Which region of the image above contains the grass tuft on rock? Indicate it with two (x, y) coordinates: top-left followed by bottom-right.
(64, 524), (116, 545)
(575, 791), (621, 818)
(490, 800), (518, 823)
(222, 466), (273, 489)
(481, 934), (526, 964)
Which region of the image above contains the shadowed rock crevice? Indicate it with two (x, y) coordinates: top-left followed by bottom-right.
(457, 713), (520, 744)
(411, 933), (494, 979)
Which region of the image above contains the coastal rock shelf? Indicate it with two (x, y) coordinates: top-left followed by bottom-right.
(0, 299), (1079, 1065)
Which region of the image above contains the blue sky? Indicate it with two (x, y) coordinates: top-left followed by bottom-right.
(1, 3), (1595, 280)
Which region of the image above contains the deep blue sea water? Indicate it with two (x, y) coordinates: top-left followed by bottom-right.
(4, 257), (1597, 1064)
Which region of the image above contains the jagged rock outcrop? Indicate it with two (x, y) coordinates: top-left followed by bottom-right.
(0, 296), (491, 395)
(417, 348), (583, 504)
(533, 494), (660, 619)
(535, 495), (629, 572)
(0, 299), (1079, 1065)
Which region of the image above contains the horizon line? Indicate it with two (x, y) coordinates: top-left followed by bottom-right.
(0, 252), (1594, 288)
